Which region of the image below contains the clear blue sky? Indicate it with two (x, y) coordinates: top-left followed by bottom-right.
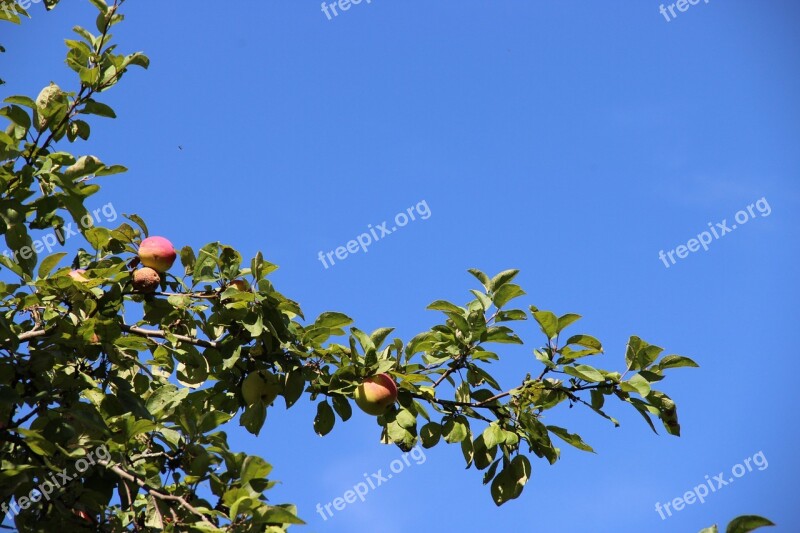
(3, 1), (799, 531)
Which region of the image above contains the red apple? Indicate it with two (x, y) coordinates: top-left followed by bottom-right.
(354, 373), (398, 416)
(132, 267), (160, 293)
(138, 236), (176, 272)
(71, 508), (95, 524)
(69, 269), (88, 282)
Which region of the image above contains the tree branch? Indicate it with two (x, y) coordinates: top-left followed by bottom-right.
(120, 325), (218, 349)
(97, 460), (215, 527)
(6, 324), (218, 350)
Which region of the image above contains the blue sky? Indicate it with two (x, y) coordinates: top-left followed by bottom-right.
(3, 0), (799, 531)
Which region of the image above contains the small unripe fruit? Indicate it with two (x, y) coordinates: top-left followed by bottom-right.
(354, 373), (398, 416)
(228, 279), (249, 291)
(138, 236), (176, 272)
(132, 267), (160, 293)
(241, 371), (281, 406)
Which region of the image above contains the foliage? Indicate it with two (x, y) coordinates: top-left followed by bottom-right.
(0, 1), (712, 531)
(700, 515), (775, 533)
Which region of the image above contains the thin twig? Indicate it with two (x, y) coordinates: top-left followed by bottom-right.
(97, 460), (214, 526)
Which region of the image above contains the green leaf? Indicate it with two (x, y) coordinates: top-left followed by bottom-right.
(283, 370), (305, 408)
(145, 384), (187, 416)
(81, 99), (116, 118)
(484, 326), (523, 344)
(659, 354), (699, 370)
(565, 334), (602, 351)
(313, 401), (335, 436)
(625, 336), (663, 371)
(490, 455), (531, 506)
(370, 327), (394, 349)
(483, 459), (501, 485)
(563, 364), (605, 383)
(546, 425), (595, 453)
(240, 404), (267, 436)
(262, 505), (306, 526)
(241, 456), (272, 485)
(490, 269), (519, 291)
(314, 312), (352, 330)
(468, 268), (491, 290)
(495, 309), (527, 322)
(0, 105), (30, 129)
(4, 223), (35, 276)
(331, 394), (352, 422)
(460, 435), (474, 467)
(473, 434), (497, 470)
(557, 313), (581, 332)
(532, 310), (558, 339)
(628, 398), (659, 434)
(395, 408), (417, 429)
(427, 300), (463, 314)
(470, 289), (493, 311)
(4, 95), (35, 108)
(443, 416), (468, 444)
(482, 423), (505, 448)
(37, 252), (67, 278)
(88, 0), (108, 13)
(590, 389), (604, 410)
(95, 164), (127, 176)
(124, 213), (149, 237)
(620, 373), (651, 397)
(179, 245), (195, 275)
(420, 422), (441, 448)
(193, 242), (220, 283)
(0, 255), (26, 278)
(726, 516), (775, 533)
(492, 283), (525, 308)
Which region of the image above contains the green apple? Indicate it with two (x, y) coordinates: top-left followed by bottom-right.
(354, 373), (398, 416)
(241, 371), (281, 406)
(228, 279), (249, 291)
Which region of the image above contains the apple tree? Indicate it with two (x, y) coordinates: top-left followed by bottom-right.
(0, 1), (771, 531)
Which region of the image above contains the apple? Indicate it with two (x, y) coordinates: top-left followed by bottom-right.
(138, 236), (176, 272)
(69, 269), (88, 282)
(241, 371), (281, 406)
(132, 267), (160, 293)
(228, 279), (249, 292)
(71, 508), (95, 524)
(354, 373), (398, 416)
